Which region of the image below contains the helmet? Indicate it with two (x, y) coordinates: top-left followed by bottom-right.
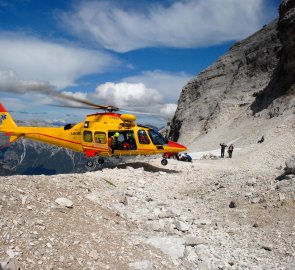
(114, 132), (120, 137)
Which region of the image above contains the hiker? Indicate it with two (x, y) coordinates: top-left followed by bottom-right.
(220, 143), (227, 158)
(180, 153), (192, 162)
(185, 153), (192, 162)
(228, 144), (234, 158)
(257, 136), (264, 143)
(108, 132), (120, 155)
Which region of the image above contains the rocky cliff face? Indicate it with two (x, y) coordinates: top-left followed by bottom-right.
(170, 0), (295, 146)
(251, 0), (295, 116)
(169, 20), (281, 145)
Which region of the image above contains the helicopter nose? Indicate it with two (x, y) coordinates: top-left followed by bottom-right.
(167, 141), (187, 151)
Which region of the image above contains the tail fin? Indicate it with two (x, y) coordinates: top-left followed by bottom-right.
(0, 103), (17, 129)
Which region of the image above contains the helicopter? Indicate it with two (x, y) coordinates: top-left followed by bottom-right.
(0, 98), (187, 168)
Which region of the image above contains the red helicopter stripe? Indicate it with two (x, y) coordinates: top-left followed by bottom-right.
(26, 133), (81, 145)
(25, 132), (109, 151)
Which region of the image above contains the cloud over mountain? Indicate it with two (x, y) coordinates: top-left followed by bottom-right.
(92, 82), (175, 118)
(94, 82), (162, 107)
(123, 70), (191, 104)
(60, 0), (274, 52)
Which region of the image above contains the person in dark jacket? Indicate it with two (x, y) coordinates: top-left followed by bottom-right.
(180, 153), (192, 162)
(220, 143), (227, 158)
(228, 144), (234, 158)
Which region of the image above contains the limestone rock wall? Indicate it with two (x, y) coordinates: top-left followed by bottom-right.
(251, 0), (295, 116)
(170, 0), (295, 146)
(169, 20), (281, 145)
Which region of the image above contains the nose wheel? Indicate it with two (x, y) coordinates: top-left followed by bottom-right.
(86, 159), (95, 168)
(161, 158), (168, 166)
(86, 156), (105, 170)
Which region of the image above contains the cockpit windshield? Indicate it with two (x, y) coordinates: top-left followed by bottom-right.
(148, 130), (168, 145)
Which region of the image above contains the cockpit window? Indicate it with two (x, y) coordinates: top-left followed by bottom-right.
(138, 130), (150, 144)
(148, 130), (168, 145)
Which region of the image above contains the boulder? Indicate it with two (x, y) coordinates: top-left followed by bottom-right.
(284, 155), (295, 174)
(55, 197), (73, 208)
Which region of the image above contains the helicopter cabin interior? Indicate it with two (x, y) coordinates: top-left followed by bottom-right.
(82, 128), (168, 151)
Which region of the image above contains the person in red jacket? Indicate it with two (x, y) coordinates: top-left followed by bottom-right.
(108, 132), (120, 155)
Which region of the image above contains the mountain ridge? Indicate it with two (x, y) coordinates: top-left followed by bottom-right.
(169, 0), (294, 148)
(169, 19), (283, 146)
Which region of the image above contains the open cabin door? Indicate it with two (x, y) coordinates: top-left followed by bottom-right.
(108, 130), (137, 155)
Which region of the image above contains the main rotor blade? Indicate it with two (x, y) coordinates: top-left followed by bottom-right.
(52, 92), (119, 111)
(119, 109), (162, 116)
(49, 104), (98, 110)
(51, 104), (161, 116)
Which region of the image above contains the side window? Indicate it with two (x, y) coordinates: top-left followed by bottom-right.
(83, 131), (93, 142)
(148, 130), (168, 145)
(138, 130), (150, 144)
(94, 132), (107, 144)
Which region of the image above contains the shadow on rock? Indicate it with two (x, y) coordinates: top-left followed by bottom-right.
(115, 162), (179, 174)
(275, 174), (286, 181)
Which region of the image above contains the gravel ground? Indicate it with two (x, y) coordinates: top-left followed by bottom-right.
(1, 113), (295, 270)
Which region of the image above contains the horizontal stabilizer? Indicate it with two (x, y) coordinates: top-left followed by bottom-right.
(9, 134), (23, 143)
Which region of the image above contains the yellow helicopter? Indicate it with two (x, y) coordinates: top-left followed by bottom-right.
(0, 98), (187, 168)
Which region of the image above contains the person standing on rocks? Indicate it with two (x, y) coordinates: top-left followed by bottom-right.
(228, 144), (234, 158)
(220, 143), (227, 158)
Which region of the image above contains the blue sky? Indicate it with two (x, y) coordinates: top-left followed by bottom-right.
(0, 0), (281, 127)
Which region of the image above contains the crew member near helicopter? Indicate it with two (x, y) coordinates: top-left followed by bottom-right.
(108, 132), (120, 155)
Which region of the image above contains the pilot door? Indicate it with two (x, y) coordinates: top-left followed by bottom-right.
(146, 129), (168, 151)
(136, 129), (156, 154)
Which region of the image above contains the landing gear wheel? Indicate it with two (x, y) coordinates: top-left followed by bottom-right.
(86, 160), (94, 167)
(161, 158), (168, 166)
(97, 157), (104, 165)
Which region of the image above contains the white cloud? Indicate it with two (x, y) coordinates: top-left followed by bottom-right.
(0, 70), (54, 93)
(0, 91), (91, 123)
(0, 33), (118, 89)
(0, 71), (88, 108)
(0, 69), (187, 122)
(92, 79), (180, 119)
(123, 70), (191, 103)
(159, 103), (177, 118)
(94, 82), (163, 108)
(60, 0), (272, 52)
(61, 91), (88, 101)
